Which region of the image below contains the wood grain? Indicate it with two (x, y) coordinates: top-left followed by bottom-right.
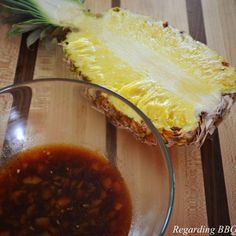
(187, 0), (231, 230)
(33, 40), (76, 80)
(85, 0), (111, 12)
(14, 34), (38, 83)
(1, 87), (32, 159)
(201, 130), (231, 228)
(112, 0), (120, 8)
(0, 24), (20, 87)
(0, 31), (37, 162)
(121, 1), (208, 235)
(186, 0), (206, 43)
(202, 0), (236, 226)
(0, 23), (20, 152)
(121, 0), (188, 30)
(0, 93), (12, 152)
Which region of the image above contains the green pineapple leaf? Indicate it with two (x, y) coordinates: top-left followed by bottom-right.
(0, 0), (87, 46)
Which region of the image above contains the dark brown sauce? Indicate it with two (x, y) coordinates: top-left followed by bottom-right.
(0, 144), (132, 236)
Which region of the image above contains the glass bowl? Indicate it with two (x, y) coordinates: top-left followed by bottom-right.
(0, 79), (174, 235)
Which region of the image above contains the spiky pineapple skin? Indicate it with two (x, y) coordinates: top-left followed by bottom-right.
(63, 8), (236, 146)
(78, 73), (236, 147)
(84, 84), (235, 146)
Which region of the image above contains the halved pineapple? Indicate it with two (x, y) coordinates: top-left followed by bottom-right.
(1, 0), (235, 146)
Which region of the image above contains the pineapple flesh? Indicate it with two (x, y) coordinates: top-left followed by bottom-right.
(1, 0), (236, 146)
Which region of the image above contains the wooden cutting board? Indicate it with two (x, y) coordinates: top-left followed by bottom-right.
(0, 0), (235, 235)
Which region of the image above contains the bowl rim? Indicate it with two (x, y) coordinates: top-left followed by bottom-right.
(0, 78), (175, 235)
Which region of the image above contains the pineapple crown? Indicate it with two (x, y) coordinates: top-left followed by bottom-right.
(0, 0), (87, 46)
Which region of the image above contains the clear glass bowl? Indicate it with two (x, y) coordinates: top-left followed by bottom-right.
(0, 79), (174, 235)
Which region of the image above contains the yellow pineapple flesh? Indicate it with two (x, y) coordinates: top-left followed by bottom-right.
(63, 8), (236, 145)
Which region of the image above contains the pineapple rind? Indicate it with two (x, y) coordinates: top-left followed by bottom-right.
(64, 44), (236, 147)
(63, 8), (236, 145)
(87, 91), (235, 146)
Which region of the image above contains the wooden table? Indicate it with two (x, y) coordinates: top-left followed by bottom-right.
(0, 0), (235, 235)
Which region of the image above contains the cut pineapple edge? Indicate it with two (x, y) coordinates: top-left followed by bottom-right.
(1, 0), (235, 145)
(63, 8), (236, 144)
